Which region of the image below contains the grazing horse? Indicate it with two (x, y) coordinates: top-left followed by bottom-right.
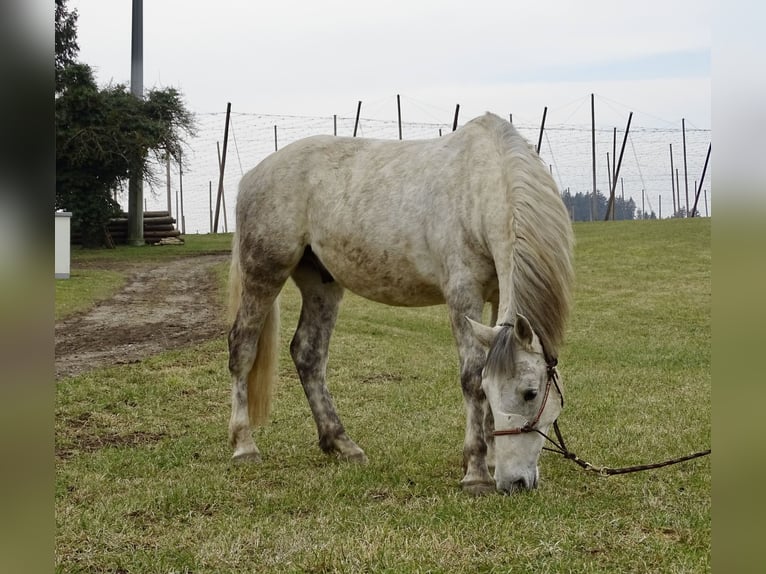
(227, 112), (574, 495)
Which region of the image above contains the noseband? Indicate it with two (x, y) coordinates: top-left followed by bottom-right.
(492, 358), (563, 437)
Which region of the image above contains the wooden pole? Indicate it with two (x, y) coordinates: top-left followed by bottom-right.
(353, 101), (362, 137)
(604, 111), (632, 221)
(166, 153), (172, 216)
(675, 168), (681, 215)
(612, 128), (617, 200)
(642, 189), (645, 219)
(591, 94), (597, 222)
(274, 125), (278, 151)
(209, 181), (213, 232)
(452, 104), (460, 131)
(681, 118), (691, 217)
(178, 149), (185, 234)
(213, 102), (231, 233)
(509, 113), (513, 124)
(659, 194), (662, 219)
(397, 94), (402, 140)
(333, 114), (337, 136)
(704, 189), (708, 216)
(669, 143), (676, 215)
(536, 106), (547, 155)
(690, 142), (712, 217)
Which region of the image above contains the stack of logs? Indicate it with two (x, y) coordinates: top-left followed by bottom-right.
(69, 211), (182, 245)
(106, 211), (182, 244)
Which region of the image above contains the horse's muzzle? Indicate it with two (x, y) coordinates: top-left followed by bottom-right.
(496, 469), (539, 495)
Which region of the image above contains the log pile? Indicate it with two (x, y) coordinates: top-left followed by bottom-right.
(107, 211), (182, 244)
(72, 211), (183, 245)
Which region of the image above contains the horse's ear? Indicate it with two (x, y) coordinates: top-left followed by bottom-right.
(466, 317), (502, 349)
(513, 313), (535, 348)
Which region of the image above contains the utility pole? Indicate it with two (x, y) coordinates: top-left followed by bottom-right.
(127, 0), (144, 245)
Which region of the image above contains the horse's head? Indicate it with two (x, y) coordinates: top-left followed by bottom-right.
(468, 314), (563, 495)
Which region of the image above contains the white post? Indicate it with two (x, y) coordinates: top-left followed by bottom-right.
(55, 212), (72, 279)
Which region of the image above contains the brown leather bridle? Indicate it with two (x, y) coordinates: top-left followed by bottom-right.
(492, 359), (563, 437)
(491, 357), (711, 475)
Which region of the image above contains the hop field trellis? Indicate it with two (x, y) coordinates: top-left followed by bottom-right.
(135, 98), (711, 234)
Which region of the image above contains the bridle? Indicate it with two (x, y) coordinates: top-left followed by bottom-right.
(489, 354), (711, 475)
(492, 357), (562, 437)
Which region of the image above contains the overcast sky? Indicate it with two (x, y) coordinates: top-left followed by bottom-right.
(69, 0), (711, 128)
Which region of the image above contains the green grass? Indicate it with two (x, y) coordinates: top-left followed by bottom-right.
(55, 269), (126, 321)
(55, 219), (710, 573)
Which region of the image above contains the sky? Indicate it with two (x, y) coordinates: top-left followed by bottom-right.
(69, 0), (712, 128)
(60, 0), (720, 229)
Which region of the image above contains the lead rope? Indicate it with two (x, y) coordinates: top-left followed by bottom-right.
(536, 421), (711, 476)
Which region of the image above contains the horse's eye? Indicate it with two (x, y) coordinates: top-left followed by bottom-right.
(523, 389), (538, 402)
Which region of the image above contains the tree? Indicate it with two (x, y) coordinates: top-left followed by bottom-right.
(55, 0), (79, 94)
(560, 189), (636, 221)
(55, 0), (195, 247)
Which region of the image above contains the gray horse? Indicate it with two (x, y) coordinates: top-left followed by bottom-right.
(227, 112), (574, 495)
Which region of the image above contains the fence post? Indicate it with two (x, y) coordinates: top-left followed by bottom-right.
(604, 111), (632, 221)
(213, 102), (231, 233)
(353, 101), (362, 137)
(669, 143), (676, 215)
(178, 149), (185, 234)
(536, 106), (547, 155)
(591, 94), (597, 221)
(690, 143), (712, 217)
(681, 118), (691, 217)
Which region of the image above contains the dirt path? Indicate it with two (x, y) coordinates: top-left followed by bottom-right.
(55, 253), (230, 379)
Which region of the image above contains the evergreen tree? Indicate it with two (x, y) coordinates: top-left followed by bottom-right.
(560, 188), (638, 221)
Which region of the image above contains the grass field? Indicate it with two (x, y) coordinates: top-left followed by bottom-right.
(55, 219), (710, 573)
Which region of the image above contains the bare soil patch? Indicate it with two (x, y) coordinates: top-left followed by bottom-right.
(55, 253), (230, 379)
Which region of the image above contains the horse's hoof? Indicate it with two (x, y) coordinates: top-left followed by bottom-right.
(231, 450), (262, 464)
(343, 450), (369, 464)
(461, 480), (496, 496)
(326, 434), (368, 463)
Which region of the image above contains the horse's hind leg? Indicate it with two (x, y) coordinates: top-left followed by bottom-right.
(290, 258), (367, 463)
(228, 288), (278, 462)
(228, 251), (291, 463)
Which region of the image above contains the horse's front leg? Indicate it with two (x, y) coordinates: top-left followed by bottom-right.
(448, 297), (495, 495)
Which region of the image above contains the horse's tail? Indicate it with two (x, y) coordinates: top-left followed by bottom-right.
(228, 235), (280, 427)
